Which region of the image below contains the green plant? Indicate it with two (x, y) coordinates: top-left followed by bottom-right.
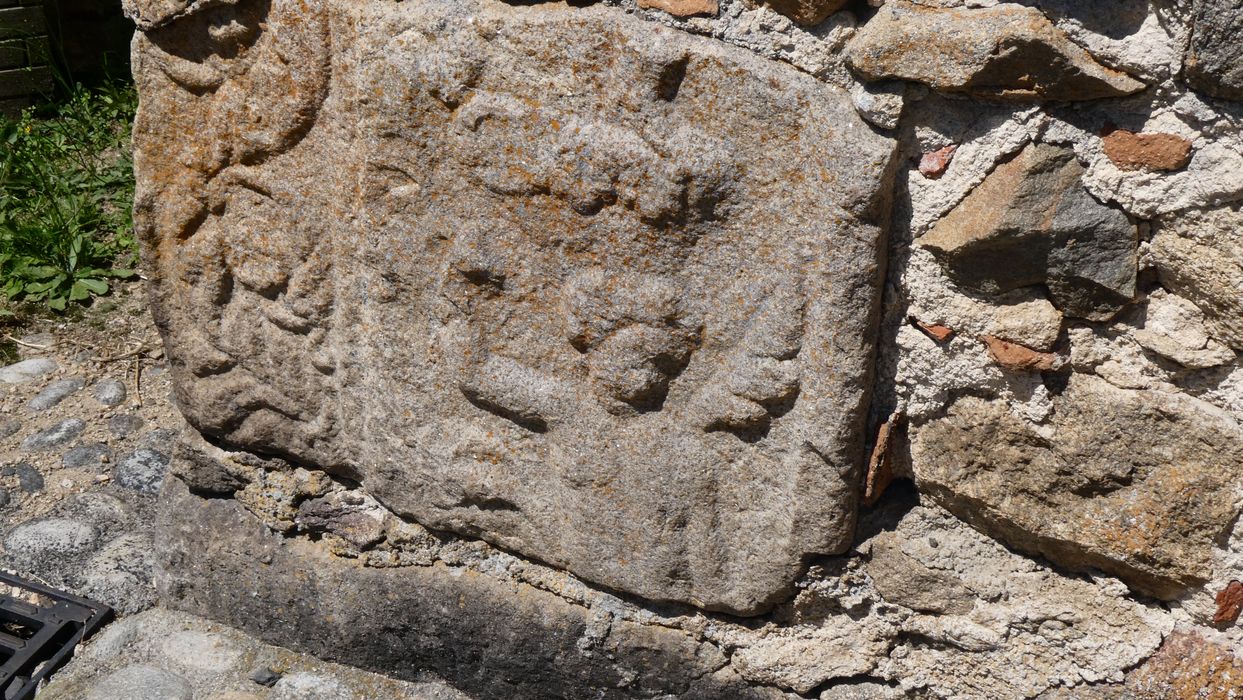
(0, 79), (138, 312)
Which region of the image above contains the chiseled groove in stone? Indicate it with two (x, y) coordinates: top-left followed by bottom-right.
(133, 0), (896, 615)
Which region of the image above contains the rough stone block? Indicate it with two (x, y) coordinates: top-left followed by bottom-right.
(131, 0), (895, 615)
(910, 374), (1243, 600)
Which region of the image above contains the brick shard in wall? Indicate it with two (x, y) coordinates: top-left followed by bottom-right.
(130, 0), (896, 615)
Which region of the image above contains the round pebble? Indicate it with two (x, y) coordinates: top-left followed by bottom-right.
(162, 630), (244, 672)
(21, 419), (87, 451)
(27, 377), (85, 411)
(92, 378), (128, 407)
(250, 667), (282, 687)
(3, 462), (43, 492)
(4, 517), (100, 557)
(270, 672), (355, 700)
(115, 448), (171, 494)
(0, 418), (21, 439)
(0, 358), (57, 384)
(63, 443), (114, 469)
(85, 664), (192, 700)
(108, 413), (146, 438)
(0, 488), (9, 508)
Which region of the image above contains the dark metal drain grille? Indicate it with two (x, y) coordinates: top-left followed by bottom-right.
(0, 573), (111, 700)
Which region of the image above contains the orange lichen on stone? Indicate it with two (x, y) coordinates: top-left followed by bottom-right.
(981, 335), (1056, 371)
(1102, 129), (1193, 172)
(638, 0), (718, 16)
(1127, 632), (1243, 700)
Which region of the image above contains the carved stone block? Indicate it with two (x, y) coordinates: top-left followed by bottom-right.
(131, 0), (895, 614)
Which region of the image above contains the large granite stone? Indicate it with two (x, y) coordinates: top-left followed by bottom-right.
(1185, 0), (1243, 101)
(910, 374), (1243, 600)
(130, 0), (895, 614)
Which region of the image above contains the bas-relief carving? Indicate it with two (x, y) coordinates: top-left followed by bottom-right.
(133, 0), (896, 613)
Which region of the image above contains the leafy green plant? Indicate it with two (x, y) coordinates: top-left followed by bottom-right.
(0, 79), (138, 312)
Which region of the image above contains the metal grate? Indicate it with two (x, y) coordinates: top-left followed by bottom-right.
(0, 573), (112, 700)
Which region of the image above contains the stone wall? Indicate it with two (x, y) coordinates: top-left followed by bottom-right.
(0, 0), (51, 114)
(127, 0), (1243, 697)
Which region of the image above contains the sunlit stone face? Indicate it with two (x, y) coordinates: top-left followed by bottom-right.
(134, 0), (895, 614)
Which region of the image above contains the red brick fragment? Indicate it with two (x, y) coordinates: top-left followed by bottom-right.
(915, 320), (955, 342)
(918, 145), (957, 179)
(1214, 580), (1243, 626)
(1102, 129), (1192, 172)
(981, 335), (1056, 372)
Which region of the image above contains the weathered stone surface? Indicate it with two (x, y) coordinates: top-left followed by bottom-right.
(132, 0), (895, 614)
(1185, 0), (1243, 101)
(156, 477), (777, 700)
(846, 2), (1145, 101)
(1131, 289), (1235, 369)
(761, 0), (846, 28)
(638, 0), (718, 18)
(1151, 204), (1243, 350)
(1212, 581), (1243, 626)
(1102, 130), (1193, 172)
(1126, 631), (1243, 699)
(919, 143), (1137, 320)
(92, 378), (128, 406)
(910, 374), (1243, 599)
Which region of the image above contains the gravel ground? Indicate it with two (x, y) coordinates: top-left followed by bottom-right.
(0, 283), (467, 699)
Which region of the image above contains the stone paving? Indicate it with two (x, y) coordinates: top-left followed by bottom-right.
(0, 286), (467, 698)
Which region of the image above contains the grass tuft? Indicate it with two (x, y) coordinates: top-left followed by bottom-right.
(0, 79), (138, 315)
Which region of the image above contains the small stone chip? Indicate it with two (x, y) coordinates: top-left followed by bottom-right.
(250, 666), (283, 687)
(981, 335), (1057, 372)
(1214, 580), (1243, 626)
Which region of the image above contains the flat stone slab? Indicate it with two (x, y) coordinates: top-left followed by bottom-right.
(132, 0), (895, 613)
(0, 358), (57, 384)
